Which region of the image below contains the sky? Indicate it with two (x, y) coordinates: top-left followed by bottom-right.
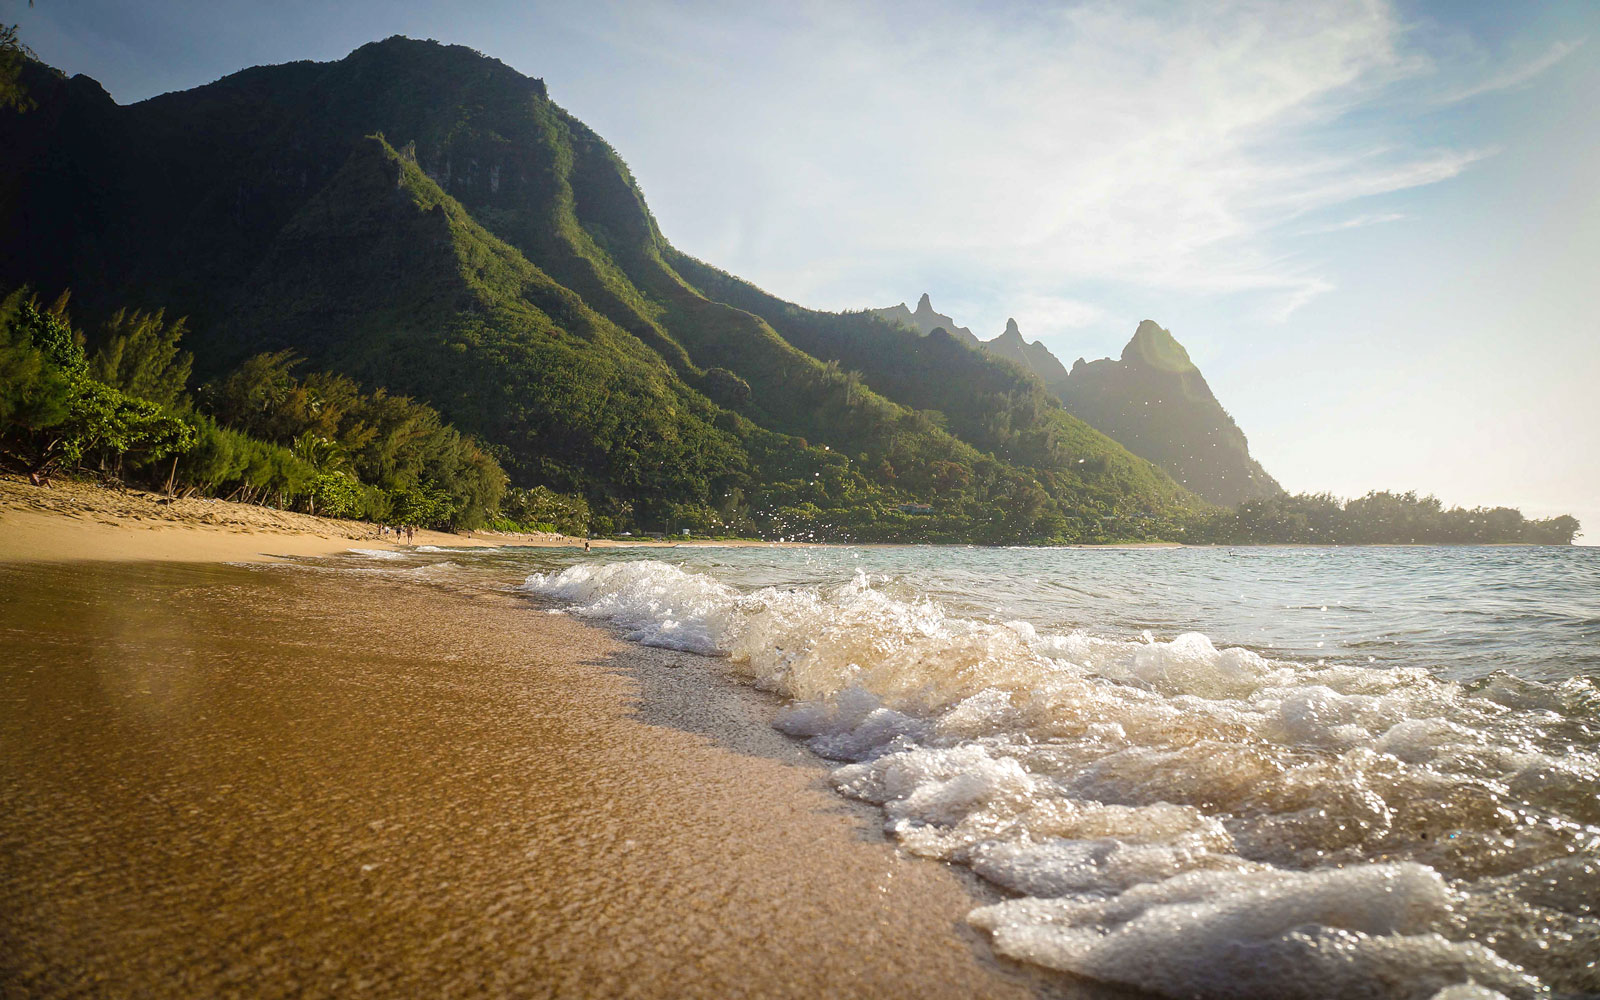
(13, 0), (1599, 538)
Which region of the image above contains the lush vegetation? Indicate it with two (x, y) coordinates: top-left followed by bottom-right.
(1181, 491), (1580, 546)
(1, 293), (193, 487)
(197, 349), (504, 525)
(0, 37), (1576, 545)
(0, 289), (511, 530)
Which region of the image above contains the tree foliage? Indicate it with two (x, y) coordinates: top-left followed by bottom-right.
(0, 24), (34, 113)
(1, 293), (191, 481)
(90, 307), (194, 408)
(198, 350), (505, 527)
(1182, 491), (1580, 546)
(1, 287), (506, 528)
(499, 485), (591, 535)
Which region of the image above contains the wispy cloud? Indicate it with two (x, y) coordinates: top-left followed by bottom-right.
(559, 0), (1552, 333)
(1299, 212), (1409, 235)
(1263, 276), (1336, 323)
(1433, 38), (1585, 104)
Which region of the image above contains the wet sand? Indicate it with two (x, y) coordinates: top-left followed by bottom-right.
(0, 558), (1109, 999)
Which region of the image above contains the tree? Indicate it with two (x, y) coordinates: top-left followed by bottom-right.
(1, 23), (35, 113)
(90, 308), (194, 408)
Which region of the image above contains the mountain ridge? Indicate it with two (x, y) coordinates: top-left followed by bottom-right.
(985, 317), (1072, 389)
(873, 294), (1279, 505)
(1, 37), (1201, 541)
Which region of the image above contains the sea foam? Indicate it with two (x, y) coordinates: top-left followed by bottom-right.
(522, 558), (1600, 998)
(347, 547), (409, 560)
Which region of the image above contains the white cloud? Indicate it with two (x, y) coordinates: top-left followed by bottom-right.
(1433, 38), (1585, 104)
(555, 0), (1527, 328)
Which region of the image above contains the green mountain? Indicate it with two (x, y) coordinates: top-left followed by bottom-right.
(0, 37), (1200, 541)
(1062, 321), (1281, 505)
(875, 294), (1279, 507)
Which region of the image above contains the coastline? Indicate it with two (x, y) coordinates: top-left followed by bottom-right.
(0, 476), (813, 563)
(0, 492), (1105, 998)
(0, 476), (1186, 561)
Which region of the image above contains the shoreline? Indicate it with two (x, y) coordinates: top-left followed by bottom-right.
(0, 475), (814, 563)
(0, 492), (1120, 998)
(0, 476), (1180, 561)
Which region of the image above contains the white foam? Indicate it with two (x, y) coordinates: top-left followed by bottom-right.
(968, 865), (1540, 999)
(347, 547), (408, 560)
(521, 558), (1600, 997)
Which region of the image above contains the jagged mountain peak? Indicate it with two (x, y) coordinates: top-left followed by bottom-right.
(871, 294), (979, 347)
(868, 291), (1277, 505)
(1122, 319), (1196, 373)
(981, 316), (1069, 388)
(1061, 320), (1280, 505)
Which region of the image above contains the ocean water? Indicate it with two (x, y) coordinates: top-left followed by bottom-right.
(354, 543), (1599, 999)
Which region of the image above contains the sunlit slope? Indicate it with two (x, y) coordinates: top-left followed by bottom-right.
(219, 135), (757, 502)
(1, 36), (1204, 538)
(666, 255), (1194, 514)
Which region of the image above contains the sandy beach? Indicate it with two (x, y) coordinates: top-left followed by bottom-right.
(0, 480), (1113, 999)
(0, 476), (829, 564)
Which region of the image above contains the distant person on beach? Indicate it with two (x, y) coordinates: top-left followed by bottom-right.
(584, 539), (590, 553)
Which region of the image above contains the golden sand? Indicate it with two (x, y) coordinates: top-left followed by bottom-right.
(0, 476), (838, 565)
(0, 554), (1109, 998)
(0, 475), (576, 562)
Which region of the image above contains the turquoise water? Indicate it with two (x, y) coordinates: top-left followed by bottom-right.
(336, 543), (1600, 999)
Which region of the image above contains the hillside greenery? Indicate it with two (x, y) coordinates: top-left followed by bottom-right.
(0, 288), (514, 529)
(0, 36), (1576, 545)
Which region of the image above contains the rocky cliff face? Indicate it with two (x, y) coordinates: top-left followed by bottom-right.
(1060, 320), (1281, 506)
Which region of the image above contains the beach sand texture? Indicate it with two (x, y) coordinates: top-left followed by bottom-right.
(0, 555), (1099, 998)
(0, 475), (561, 563)
(0, 476), (823, 564)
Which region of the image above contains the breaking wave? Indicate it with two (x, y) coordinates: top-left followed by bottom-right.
(523, 558), (1599, 999)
